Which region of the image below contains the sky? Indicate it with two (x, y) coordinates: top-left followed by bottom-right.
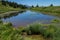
(8, 0), (60, 6)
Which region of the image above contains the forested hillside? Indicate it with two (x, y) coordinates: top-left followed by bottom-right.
(0, 0), (27, 13)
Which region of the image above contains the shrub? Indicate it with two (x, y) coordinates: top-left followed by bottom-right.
(25, 23), (58, 38)
(52, 28), (60, 40)
(25, 24), (42, 35)
(51, 19), (60, 23)
(3, 22), (13, 27)
(0, 20), (3, 23)
(42, 24), (57, 38)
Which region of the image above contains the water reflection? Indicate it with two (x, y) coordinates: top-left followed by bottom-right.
(1, 10), (59, 27)
(0, 11), (25, 19)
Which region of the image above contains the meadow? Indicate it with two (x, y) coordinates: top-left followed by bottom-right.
(30, 6), (60, 16)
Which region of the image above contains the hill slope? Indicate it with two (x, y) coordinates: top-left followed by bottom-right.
(0, 2), (21, 14)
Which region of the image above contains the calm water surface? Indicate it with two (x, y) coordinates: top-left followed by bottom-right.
(1, 10), (59, 27)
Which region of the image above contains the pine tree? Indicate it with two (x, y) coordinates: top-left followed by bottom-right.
(50, 4), (53, 7)
(36, 4), (39, 7)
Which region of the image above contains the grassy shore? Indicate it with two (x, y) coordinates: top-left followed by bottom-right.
(0, 2), (26, 19)
(30, 6), (60, 16)
(0, 20), (24, 40)
(0, 10), (26, 19)
(24, 19), (60, 40)
(0, 19), (60, 40)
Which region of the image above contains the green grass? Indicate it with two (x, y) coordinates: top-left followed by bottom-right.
(0, 2), (26, 19)
(0, 19), (60, 40)
(30, 6), (60, 16)
(25, 24), (60, 40)
(0, 21), (24, 40)
(0, 2), (22, 14)
(25, 19), (60, 40)
(24, 35), (45, 40)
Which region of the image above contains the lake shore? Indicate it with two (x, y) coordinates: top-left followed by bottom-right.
(30, 6), (60, 16)
(0, 10), (25, 18)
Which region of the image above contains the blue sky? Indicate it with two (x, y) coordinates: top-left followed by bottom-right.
(8, 0), (60, 6)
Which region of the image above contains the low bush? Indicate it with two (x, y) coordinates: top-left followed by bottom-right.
(51, 19), (60, 23)
(0, 20), (3, 23)
(25, 24), (42, 35)
(42, 25), (57, 38)
(25, 23), (60, 40)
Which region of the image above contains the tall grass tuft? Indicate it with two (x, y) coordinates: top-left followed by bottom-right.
(0, 21), (24, 40)
(25, 23), (60, 40)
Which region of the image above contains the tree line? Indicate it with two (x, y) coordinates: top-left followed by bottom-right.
(31, 4), (53, 8)
(0, 0), (27, 9)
